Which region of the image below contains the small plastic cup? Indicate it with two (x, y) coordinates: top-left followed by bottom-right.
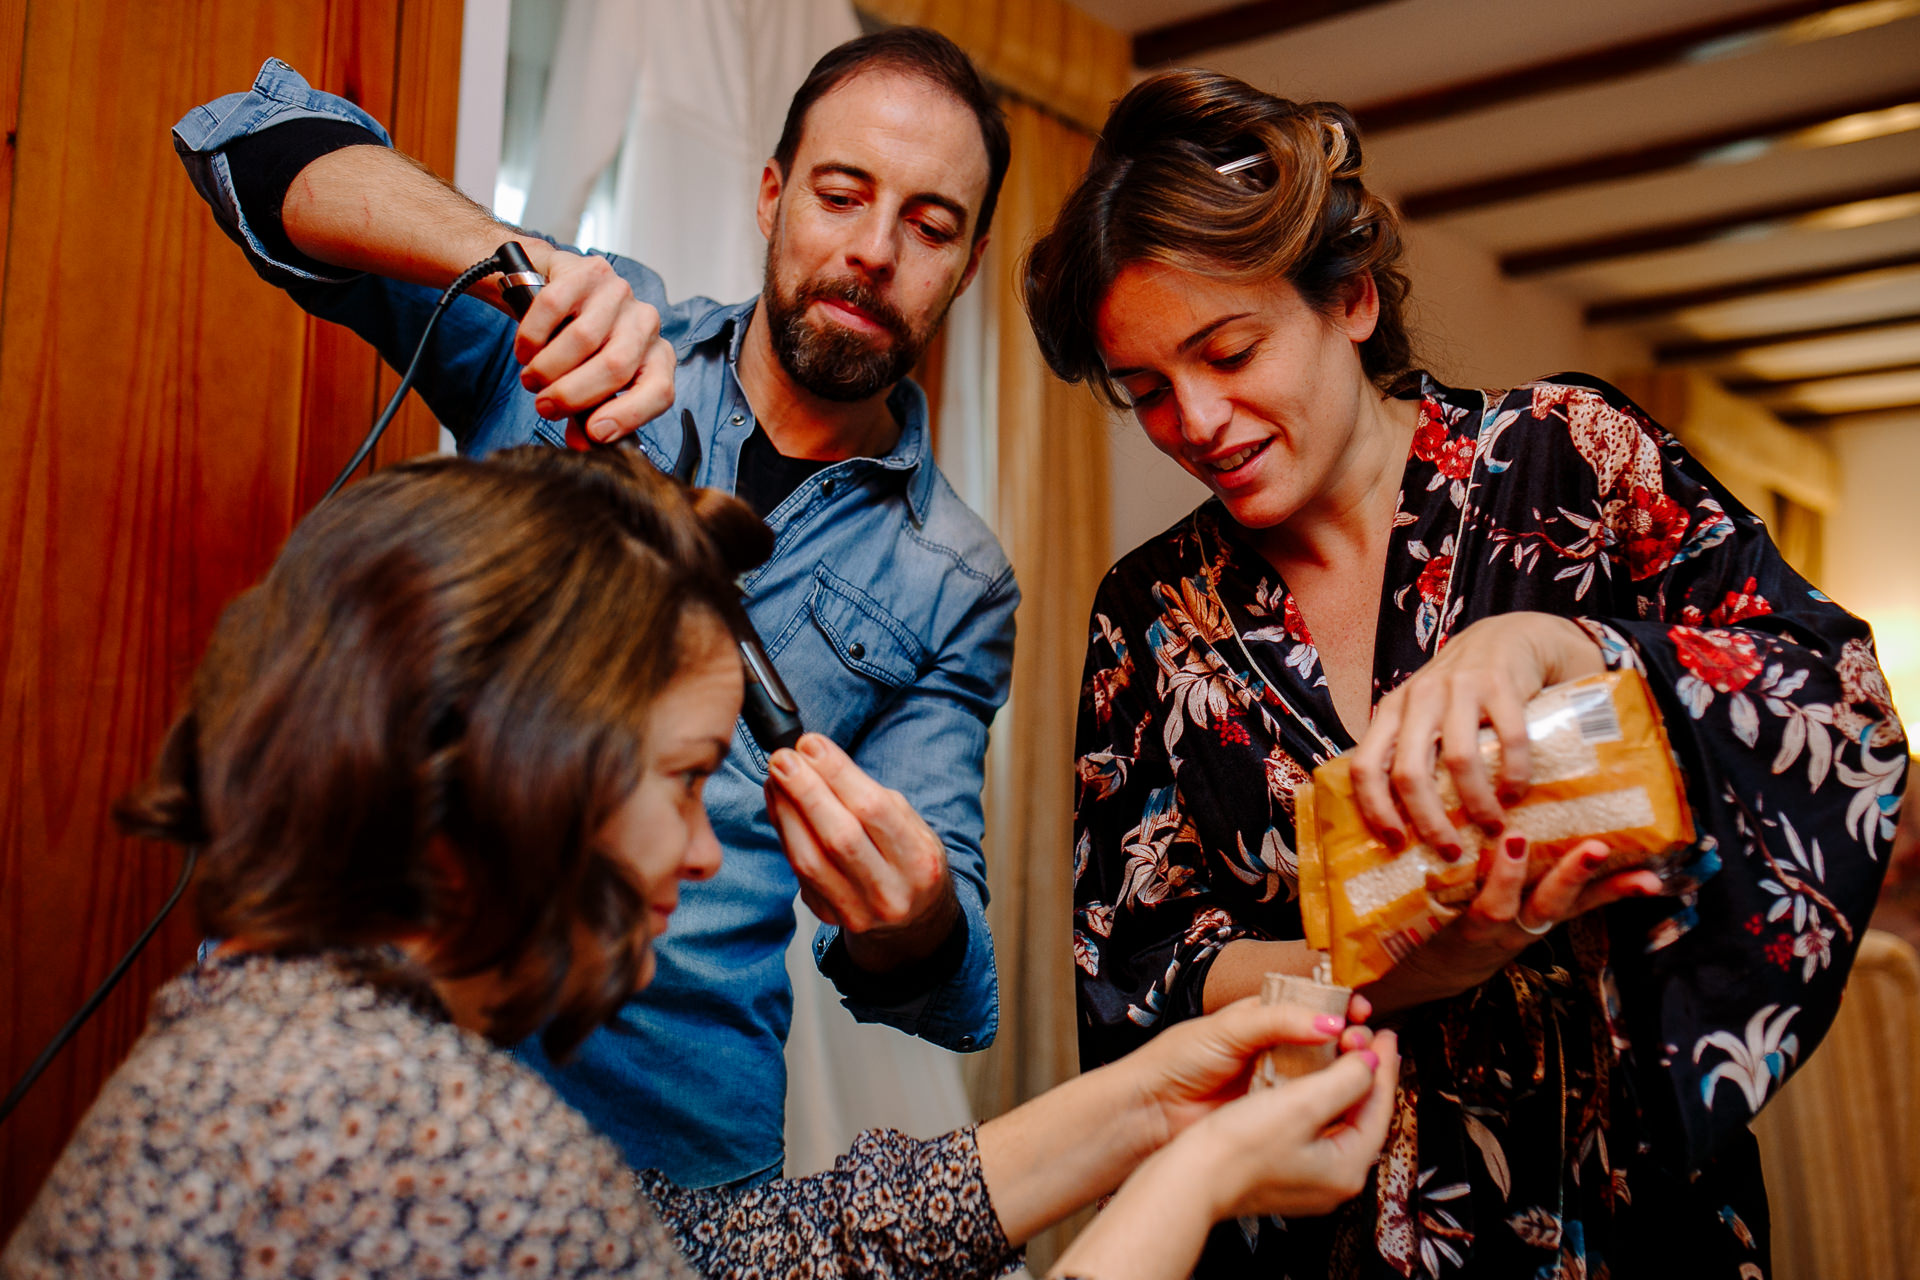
(1254, 970), (1354, 1088)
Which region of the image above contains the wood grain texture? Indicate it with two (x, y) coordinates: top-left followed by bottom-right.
(0, 0), (25, 310)
(377, 0), (465, 472)
(0, 0), (460, 1235)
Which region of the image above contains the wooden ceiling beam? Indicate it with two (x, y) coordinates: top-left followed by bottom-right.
(1350, 0), (1910, 134)
(1727, 358), (1920, 391)
(1499, 177), (1920, 276)
(1134, 0), (1398, 66)
(1400, 89), (1920, 220)
(1657, 310), (1920, 363)
(1777, 395), (1920, 424)
(1584, 250), (1920, 324)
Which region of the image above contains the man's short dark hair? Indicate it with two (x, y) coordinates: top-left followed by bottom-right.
(772, 26), (1010, 242)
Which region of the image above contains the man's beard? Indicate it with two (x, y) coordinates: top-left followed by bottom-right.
(761, 257), (941, 404)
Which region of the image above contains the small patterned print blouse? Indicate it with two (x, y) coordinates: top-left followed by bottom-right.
(1, 949), (1016, 1280)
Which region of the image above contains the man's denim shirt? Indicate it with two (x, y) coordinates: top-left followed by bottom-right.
(174, 60), (1017, 1187)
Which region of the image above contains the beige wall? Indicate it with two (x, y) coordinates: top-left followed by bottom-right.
(1822, 411), (1920, 729)
(1401, 223), (1651, 390)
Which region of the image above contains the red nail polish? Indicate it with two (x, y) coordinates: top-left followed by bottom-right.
(1440, 843), (1464, 863)
(1504, 835), (1527, 861)
(1383, 828), (1406, 853)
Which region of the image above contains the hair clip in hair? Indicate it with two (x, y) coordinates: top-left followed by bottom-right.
(1215, 153), (1270, 176)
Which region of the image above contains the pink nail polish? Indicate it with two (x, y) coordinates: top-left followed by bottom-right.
(1359, 1050), (1380, 1072)
(1313, 1015), (1345, 1035)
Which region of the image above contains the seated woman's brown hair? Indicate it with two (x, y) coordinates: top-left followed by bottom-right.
(1021, 68), (1415, 404)
(113, 446), (770, 1057)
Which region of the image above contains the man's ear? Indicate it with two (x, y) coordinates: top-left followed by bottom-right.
(953, 233), (990, 300)
(1334, 273), (1381, 344)
(756, 160), (785, 242)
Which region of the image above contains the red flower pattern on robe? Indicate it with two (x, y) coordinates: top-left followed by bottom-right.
(1412, 403), (1475, 479)
(1283, 593), (1313, 644)
(1416, 554), (1454, 610)
(1670, 626), (1764, 693)
(1709, 578), (1773, 627)
(1623, 486), (1689, 579)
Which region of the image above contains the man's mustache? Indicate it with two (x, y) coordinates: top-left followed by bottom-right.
(796, 277), (912, 345)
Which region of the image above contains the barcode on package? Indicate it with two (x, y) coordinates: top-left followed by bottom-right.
(1570, 684), (1622, 744)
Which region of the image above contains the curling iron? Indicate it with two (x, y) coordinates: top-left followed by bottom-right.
(493, 243), (804, 753)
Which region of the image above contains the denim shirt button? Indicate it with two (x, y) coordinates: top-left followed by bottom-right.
(957, 1035), (976, 1050)
(822, 479), (836, 498)
(849, 641), (865, 660)
(730, 413), (745, 426)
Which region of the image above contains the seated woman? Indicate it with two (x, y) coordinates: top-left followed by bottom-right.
(1021, 69), (1905, 1279)
(1, 446), (1397, 1280)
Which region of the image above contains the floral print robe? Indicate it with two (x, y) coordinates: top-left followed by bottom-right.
(1072, 375), (1906, 1279)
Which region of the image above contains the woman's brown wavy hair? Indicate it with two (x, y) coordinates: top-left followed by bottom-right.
(114, 446), (770, 1059)
(1022, 68), (1417, 405)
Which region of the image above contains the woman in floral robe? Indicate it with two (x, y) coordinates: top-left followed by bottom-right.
(1023, 70), (1905, 1279)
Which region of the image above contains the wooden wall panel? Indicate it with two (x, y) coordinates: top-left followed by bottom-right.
(0, 0), (24, 308)
(378, 0), (468, 471)
(0, 0), (462, 1234)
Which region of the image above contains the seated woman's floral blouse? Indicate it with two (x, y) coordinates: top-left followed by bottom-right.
(1072, 375), (1906, 1279)
(1, 950), (1015, 1280)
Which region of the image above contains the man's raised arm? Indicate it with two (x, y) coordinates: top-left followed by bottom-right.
(175, 58), (672, 441)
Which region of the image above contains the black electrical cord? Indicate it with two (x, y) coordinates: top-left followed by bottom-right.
(0, 847), (200, 1125)
(0, 250), (515, 1129)
(320, 252), (514, 503)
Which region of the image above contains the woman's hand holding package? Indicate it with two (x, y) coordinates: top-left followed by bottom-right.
(1350, 612), (1605, 853)
(1362, 834), (1660, 1013)
(1347, 613), (1662, 1012)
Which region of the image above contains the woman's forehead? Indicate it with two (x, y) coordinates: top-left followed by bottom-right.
(1095, 263), (1302, 367)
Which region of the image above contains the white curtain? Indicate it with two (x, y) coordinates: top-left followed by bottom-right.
(515, 0), (978, 1177)
(524, 0), (859, 302)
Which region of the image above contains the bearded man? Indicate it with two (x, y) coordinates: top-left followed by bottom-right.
(173, 25), (1016, 1189)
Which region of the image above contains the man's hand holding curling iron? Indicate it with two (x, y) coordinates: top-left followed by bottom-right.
(495, 241), (676, 443)
(765, 734), (962, 972)
(278, 145), (674, 442)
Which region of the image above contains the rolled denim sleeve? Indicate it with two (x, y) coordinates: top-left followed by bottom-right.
(170, 57), (521, 445)
(170, 58), (688, 455)
(171, 58), (391, 288)
(810, 565), (1019, 1050)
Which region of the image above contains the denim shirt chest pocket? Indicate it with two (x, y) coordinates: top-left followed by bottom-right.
(758, 564), (929, 758)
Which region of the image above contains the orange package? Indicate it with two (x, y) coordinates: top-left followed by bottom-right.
(1295, 669), (1694, 988)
